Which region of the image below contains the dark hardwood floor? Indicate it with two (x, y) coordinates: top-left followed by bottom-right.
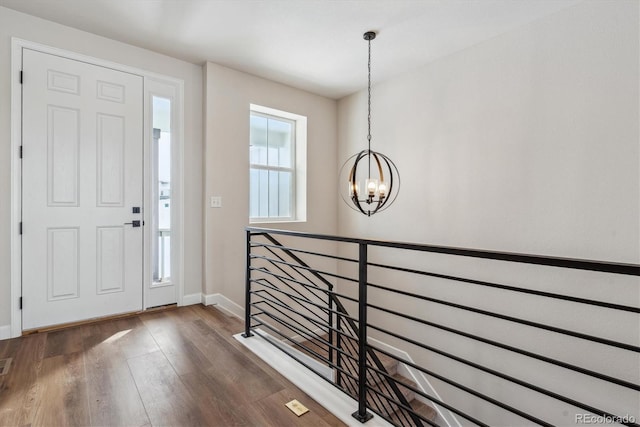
(0, 305), (346, 426)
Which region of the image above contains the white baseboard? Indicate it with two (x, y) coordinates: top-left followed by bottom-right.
(236, 331), (393, 427)
(0, 325), (11, 341)
(254, 328), (333, 380)
(181, 293), (203, 306)
(202, 293), (244, 319)
(369, 337), (459, 427)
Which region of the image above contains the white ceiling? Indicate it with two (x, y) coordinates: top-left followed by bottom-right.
(0, 0), (581, 99)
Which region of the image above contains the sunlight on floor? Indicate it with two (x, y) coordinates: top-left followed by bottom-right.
(103, 329), (131, 344)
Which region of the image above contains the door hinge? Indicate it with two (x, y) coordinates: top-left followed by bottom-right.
(19, 297), (22, 310)
(19, 222), (22, 235)
(19, 146), (23, 159)
(19, 70), (23, 84)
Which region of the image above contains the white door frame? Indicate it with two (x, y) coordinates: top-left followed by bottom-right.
(10, 38), (185, 337)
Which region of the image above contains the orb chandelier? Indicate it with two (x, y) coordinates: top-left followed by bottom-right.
(339, 31), (400, 216)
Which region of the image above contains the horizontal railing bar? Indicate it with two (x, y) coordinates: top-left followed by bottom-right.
(247, 227), (640, 276)
(252, 286), (329, 323)
(253, 296), (332, 333)
(359, 371), (416, 426)
(247, 323), (359, 395)
(251, 265), (332, 297)
(260, 244), (338, 306)
(253, 271), (332, 317)
(368, 300), (639, 353)
(251, 269), (331, 323)
(356, 367), (416, 427)
(368, 324), (640, 427)
(251, 255), (358, 284)
(250, 240), (358, 263)
(367, 295), (639, 391)
(366, 354), (551, 427)
(251, 289), (329, 324)
(251, 311), (334, 368)
(258, 247), (333, 299)
(251, 319), (360, 384)
(251, 311), (336, 367)
(364, 378), (488, 427)
(258, 233), (338, 291)
(251, 235), (374, 376)
(251, 298), (359, 362)
(247, 229), (640, 427)
(364, 372), (419, 425)
(251, 272), (360, 305)
(251, 277), (331, 313)
(255, 297), (360, 348)
(329, 325), (414, 426)
(253, 300), (327, 344)
(250, 267), (358, 303)
(249, 284), (359, 323)
(365, 386), (439, 427)
(368, 264), (639, 313)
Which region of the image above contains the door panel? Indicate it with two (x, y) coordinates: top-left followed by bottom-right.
(22, 49), (144, 330)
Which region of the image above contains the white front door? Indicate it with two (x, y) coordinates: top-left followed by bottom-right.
(22, 48), (144, 330)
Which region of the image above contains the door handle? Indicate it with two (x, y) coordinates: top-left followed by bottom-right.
(124, 220), (141, 227)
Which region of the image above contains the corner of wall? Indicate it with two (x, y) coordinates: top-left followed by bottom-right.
(202, 293), (244, 319)
(0, 325), (11, 341)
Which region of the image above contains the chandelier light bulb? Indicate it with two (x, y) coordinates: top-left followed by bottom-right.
(366, 179), (378, 196)
(378, 182), (388, 197)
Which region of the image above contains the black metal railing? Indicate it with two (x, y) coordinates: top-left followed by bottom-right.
(243, 227), (640, 427)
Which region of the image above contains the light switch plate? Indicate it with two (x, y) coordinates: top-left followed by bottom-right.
(210, 196), (222, 208)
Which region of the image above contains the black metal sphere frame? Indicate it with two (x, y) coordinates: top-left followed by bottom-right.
(339, 150), (400, 216)
(340, 30), (400, 217)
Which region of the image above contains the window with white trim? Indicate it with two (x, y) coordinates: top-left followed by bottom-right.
(249, 105), (306, 222)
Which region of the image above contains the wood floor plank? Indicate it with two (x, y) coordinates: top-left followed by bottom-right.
(191, 305), (244, 337)
(179, 370), (255, 426)
(127, 350), (213, 426)
(249, 388), (343, 427)
(109, 317), (160, 360)
(83, 321), (150, 427)
(31, 352), (90, 426)
(180, 325), (287, 404)
(140, 312), (214, 376)
(0, 333), (47, 426)
(43, 326), (86, 358)
(0, 305), (348, 427)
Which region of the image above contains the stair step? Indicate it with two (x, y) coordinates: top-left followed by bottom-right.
(291, 332), (439, 425)
(373, 350), (398, 376)
(389, 373), (415, 403)
(410, 399), (438, 422)
(293, 333), (330, 364)
(339, 349), (399, 376)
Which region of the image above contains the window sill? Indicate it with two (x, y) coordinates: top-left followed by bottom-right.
(250, 219), (307, 225)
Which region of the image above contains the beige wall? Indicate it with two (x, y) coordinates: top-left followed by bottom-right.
(338, 0), (638, 262)
(0, 6), (204, 328)
(337, 1), (638, 424)
(203, 62), (338, 308)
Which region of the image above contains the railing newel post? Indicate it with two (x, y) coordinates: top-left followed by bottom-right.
(328, 284), (334, 370)
(336, 312), (342, 388)
(352, 243), (373, 423)
(242, 229), (253, 338)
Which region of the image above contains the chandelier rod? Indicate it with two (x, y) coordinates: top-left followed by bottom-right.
(365, 31), (376, 178)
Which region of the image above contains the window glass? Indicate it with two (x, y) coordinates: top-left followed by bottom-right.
(249, 112), (295, 220)
(153, 96), (171, 283)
